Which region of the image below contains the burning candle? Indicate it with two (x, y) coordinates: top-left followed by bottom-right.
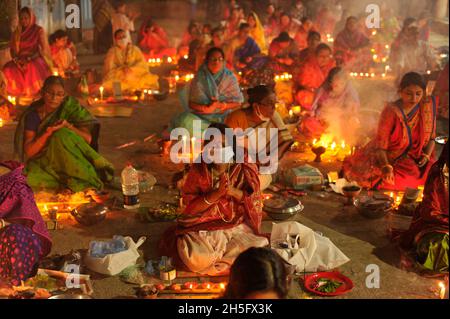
(385, 44), (389, 49)
(312, 138), (317, 146)
(365, 73), (369, 77)
(183, 54), (189, 60)
(0, 118), (3, 127)
(439, 282), (446, 299)
(427, 70), (431, 75)
(373, 54), (378, 61)
(289, 110), (294, 118)
(99, 86), (104, 101)
(167, 57), (173, 63)
(381, 73), (386, 78)
(359, 72), (364, 77)
(156, 58), (161, 64)
(275, 75), (280, 82)
(331, 141), (336, 150)
(371, 30), (377, 36)
(219, 283), (225, 290)
(385, 65), (390, 73)
(291, 105), (301, 114)
(370, 73), (375, 78)
(175, 75), (180, 82)
(341, 141), (346, 149)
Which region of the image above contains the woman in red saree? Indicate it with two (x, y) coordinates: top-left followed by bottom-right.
(159, 124), (268, 275)
(2, 7), (51, 97)
(334, 16), (370, 69)
(342, 72), (437, 191)
(399, 142), (448, 274)
(0, 161), (52, 285)
(138, 19), (176, 60)
(295, 43), (335, 110)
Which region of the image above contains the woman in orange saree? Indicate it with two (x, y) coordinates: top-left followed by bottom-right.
(159, 124), (268, 275)
(295, 43), (335, 110)
(342, 72), (437, 191)
(2, 7), (51, 97)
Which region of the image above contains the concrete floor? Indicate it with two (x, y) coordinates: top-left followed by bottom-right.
(0, 83), (447, 299)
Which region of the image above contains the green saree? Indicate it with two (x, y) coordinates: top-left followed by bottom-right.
(14, 96), (114, 192)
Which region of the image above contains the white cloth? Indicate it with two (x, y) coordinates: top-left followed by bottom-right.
(177, 224), (269, 275)
(111, 12), (134, 45)
(271, 221), (350, 273)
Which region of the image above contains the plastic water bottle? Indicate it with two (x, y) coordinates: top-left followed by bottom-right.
(121, 163), (140, 209)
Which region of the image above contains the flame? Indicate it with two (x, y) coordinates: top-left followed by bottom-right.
(219, 283), (225, 290)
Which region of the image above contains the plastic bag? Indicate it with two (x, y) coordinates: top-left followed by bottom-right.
(84, 236), (146, 276)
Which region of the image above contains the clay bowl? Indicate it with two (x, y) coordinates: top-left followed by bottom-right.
(342, 185), (362, 205)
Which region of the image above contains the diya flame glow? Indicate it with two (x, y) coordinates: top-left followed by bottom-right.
(312, 134), (353, 161)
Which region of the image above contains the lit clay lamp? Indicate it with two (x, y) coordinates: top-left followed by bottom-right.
(342, 185), (362, 206)
(311, 145), (326, 162)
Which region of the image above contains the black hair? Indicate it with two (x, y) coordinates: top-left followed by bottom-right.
(315, 43), (331, 55)
(276, 31), (291, 43)
(307, 30), (321, 41)
(402, 17), (417, 30)
(114, 28), (125, 38)
(49, 29), (68, 45)
(239, 22), (250, 31)
(114, 1), (126, 10)
(399, 72), (426, 91)
(247, 85), (272, 107)
(19, 7), (32, 16)
(205, 47), (225, 61)
(42, 75), (65, 92)
(301, 16), (312, 24)
(346, 16), (358, 24)
(222, 247), (288, 299)
(211, 27), (224, 36)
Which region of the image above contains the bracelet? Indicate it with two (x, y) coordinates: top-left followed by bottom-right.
(421, 153), (430, 160)
(203, 195), (216, 206)
(0, 218), (5, 230)
(382, 164), (394, 171)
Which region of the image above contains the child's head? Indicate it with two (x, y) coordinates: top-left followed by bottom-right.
(223, 248), (289, 299)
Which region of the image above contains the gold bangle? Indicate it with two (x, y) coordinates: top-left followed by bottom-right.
(0, 218), (5, 230)
(203, 195), (216, 206)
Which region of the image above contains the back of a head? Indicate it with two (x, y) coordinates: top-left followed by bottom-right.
(223, 247), (288, 299)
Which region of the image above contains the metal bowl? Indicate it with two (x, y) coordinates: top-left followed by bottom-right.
(49, 294), (93, 299)
(263, 197), (304, 220)
(71, 203), (108, 226)
(355, 195), (394, 219)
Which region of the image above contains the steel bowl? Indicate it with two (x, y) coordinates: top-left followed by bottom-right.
(49, 294), (93, 299)
(263, 197), (304, 220)
(71, 203), (108, 226)
(355, 195), (394, 219)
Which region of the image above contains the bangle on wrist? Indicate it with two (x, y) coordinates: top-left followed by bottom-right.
(203, 195), (216, 206)
(0, 218), (5, 230)
(382, 164), (393, 172)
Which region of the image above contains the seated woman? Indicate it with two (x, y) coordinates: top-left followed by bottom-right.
(225, 85), (294, 190)
(169, 47), (243, 138)
(295, 43), (335, 110)
(297, 31), (321, 63)
(138, 19), (177, 60)
(301, 67), (360, 140)
(334, 16), (370, 69)
(160, 123), (269, 275)
(223, 7), (245, 42)
(247, 12), (268, 55)
(294, 17), (315, 50)
(0, 71), (15, 121)
(342, 72), (436, 191)
(103, 29), (159, 94)
(227, 23), (265, 73)
(2, 7), (52, 97)
(221, 247), (289, 299)
(0, 161), (52, 285)
(268, 32), (300, 74)
(14, 76), (114, 192)
(399, 142), (448, 275)
(389, 18), (436, 80)
(178, 21), (201, 58)
(49, 30), (80, 78)
(275, 13), (300, 39)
